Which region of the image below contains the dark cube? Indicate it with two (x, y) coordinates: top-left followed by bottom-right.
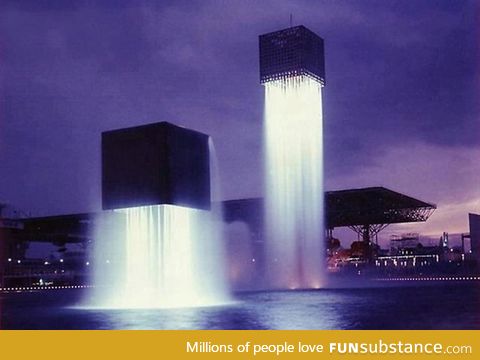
(259, 25), (325, 85)
(102, 122), (210, 210)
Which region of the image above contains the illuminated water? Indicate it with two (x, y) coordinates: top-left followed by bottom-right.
(264, 75), (324, 289)
(1, 284), (479, 329)
(91, 205), (229, 309)
(89, 143), (229, 308)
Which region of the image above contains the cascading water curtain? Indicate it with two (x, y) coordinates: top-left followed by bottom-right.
(89, 140), (230, 309)
(264, 75), (325, 289)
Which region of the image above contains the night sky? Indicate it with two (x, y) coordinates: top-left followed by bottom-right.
(0, 0), (478, 243)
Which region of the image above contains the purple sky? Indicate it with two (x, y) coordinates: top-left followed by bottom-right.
(0, 0), (479, 243)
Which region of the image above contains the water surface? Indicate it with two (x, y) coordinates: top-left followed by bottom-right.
(1, 284), (478, 330)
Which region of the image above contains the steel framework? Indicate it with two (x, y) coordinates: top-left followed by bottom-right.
(259, 25), (325, 85)
(326, 187), (436, 247)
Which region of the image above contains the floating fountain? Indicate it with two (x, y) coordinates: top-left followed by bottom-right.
(90, 122), (229, 308)
(260, 26), (326, 289)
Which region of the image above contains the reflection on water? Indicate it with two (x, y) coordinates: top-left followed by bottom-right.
(1, 284), (479, 329)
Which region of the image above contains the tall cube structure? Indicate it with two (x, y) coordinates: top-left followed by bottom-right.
(259, 25), (325, 85)
(102, 122), (210, 210)
(261, 25), (326, 289)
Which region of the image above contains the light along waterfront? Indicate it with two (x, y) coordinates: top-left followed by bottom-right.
(375, 276), (480, 282)
(0, 285), (92, 292)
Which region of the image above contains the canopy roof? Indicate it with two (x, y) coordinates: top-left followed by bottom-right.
(326, 187), (436, 228)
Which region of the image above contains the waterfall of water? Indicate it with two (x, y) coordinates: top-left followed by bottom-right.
(87, 138), (229, 308)
(264, 75), (325, 289)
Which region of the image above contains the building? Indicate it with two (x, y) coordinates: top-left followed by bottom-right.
(469, 213), (480, 262)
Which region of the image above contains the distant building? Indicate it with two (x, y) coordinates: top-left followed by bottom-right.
(440, 232), (449, 249)
(390, 233), (420, 254)
(469, 213), (480, 262)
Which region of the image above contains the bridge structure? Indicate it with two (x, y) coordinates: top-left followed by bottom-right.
(0, 187), (437, 288)
(0, 187), (436, 267)
(222, 187), (435, 245)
